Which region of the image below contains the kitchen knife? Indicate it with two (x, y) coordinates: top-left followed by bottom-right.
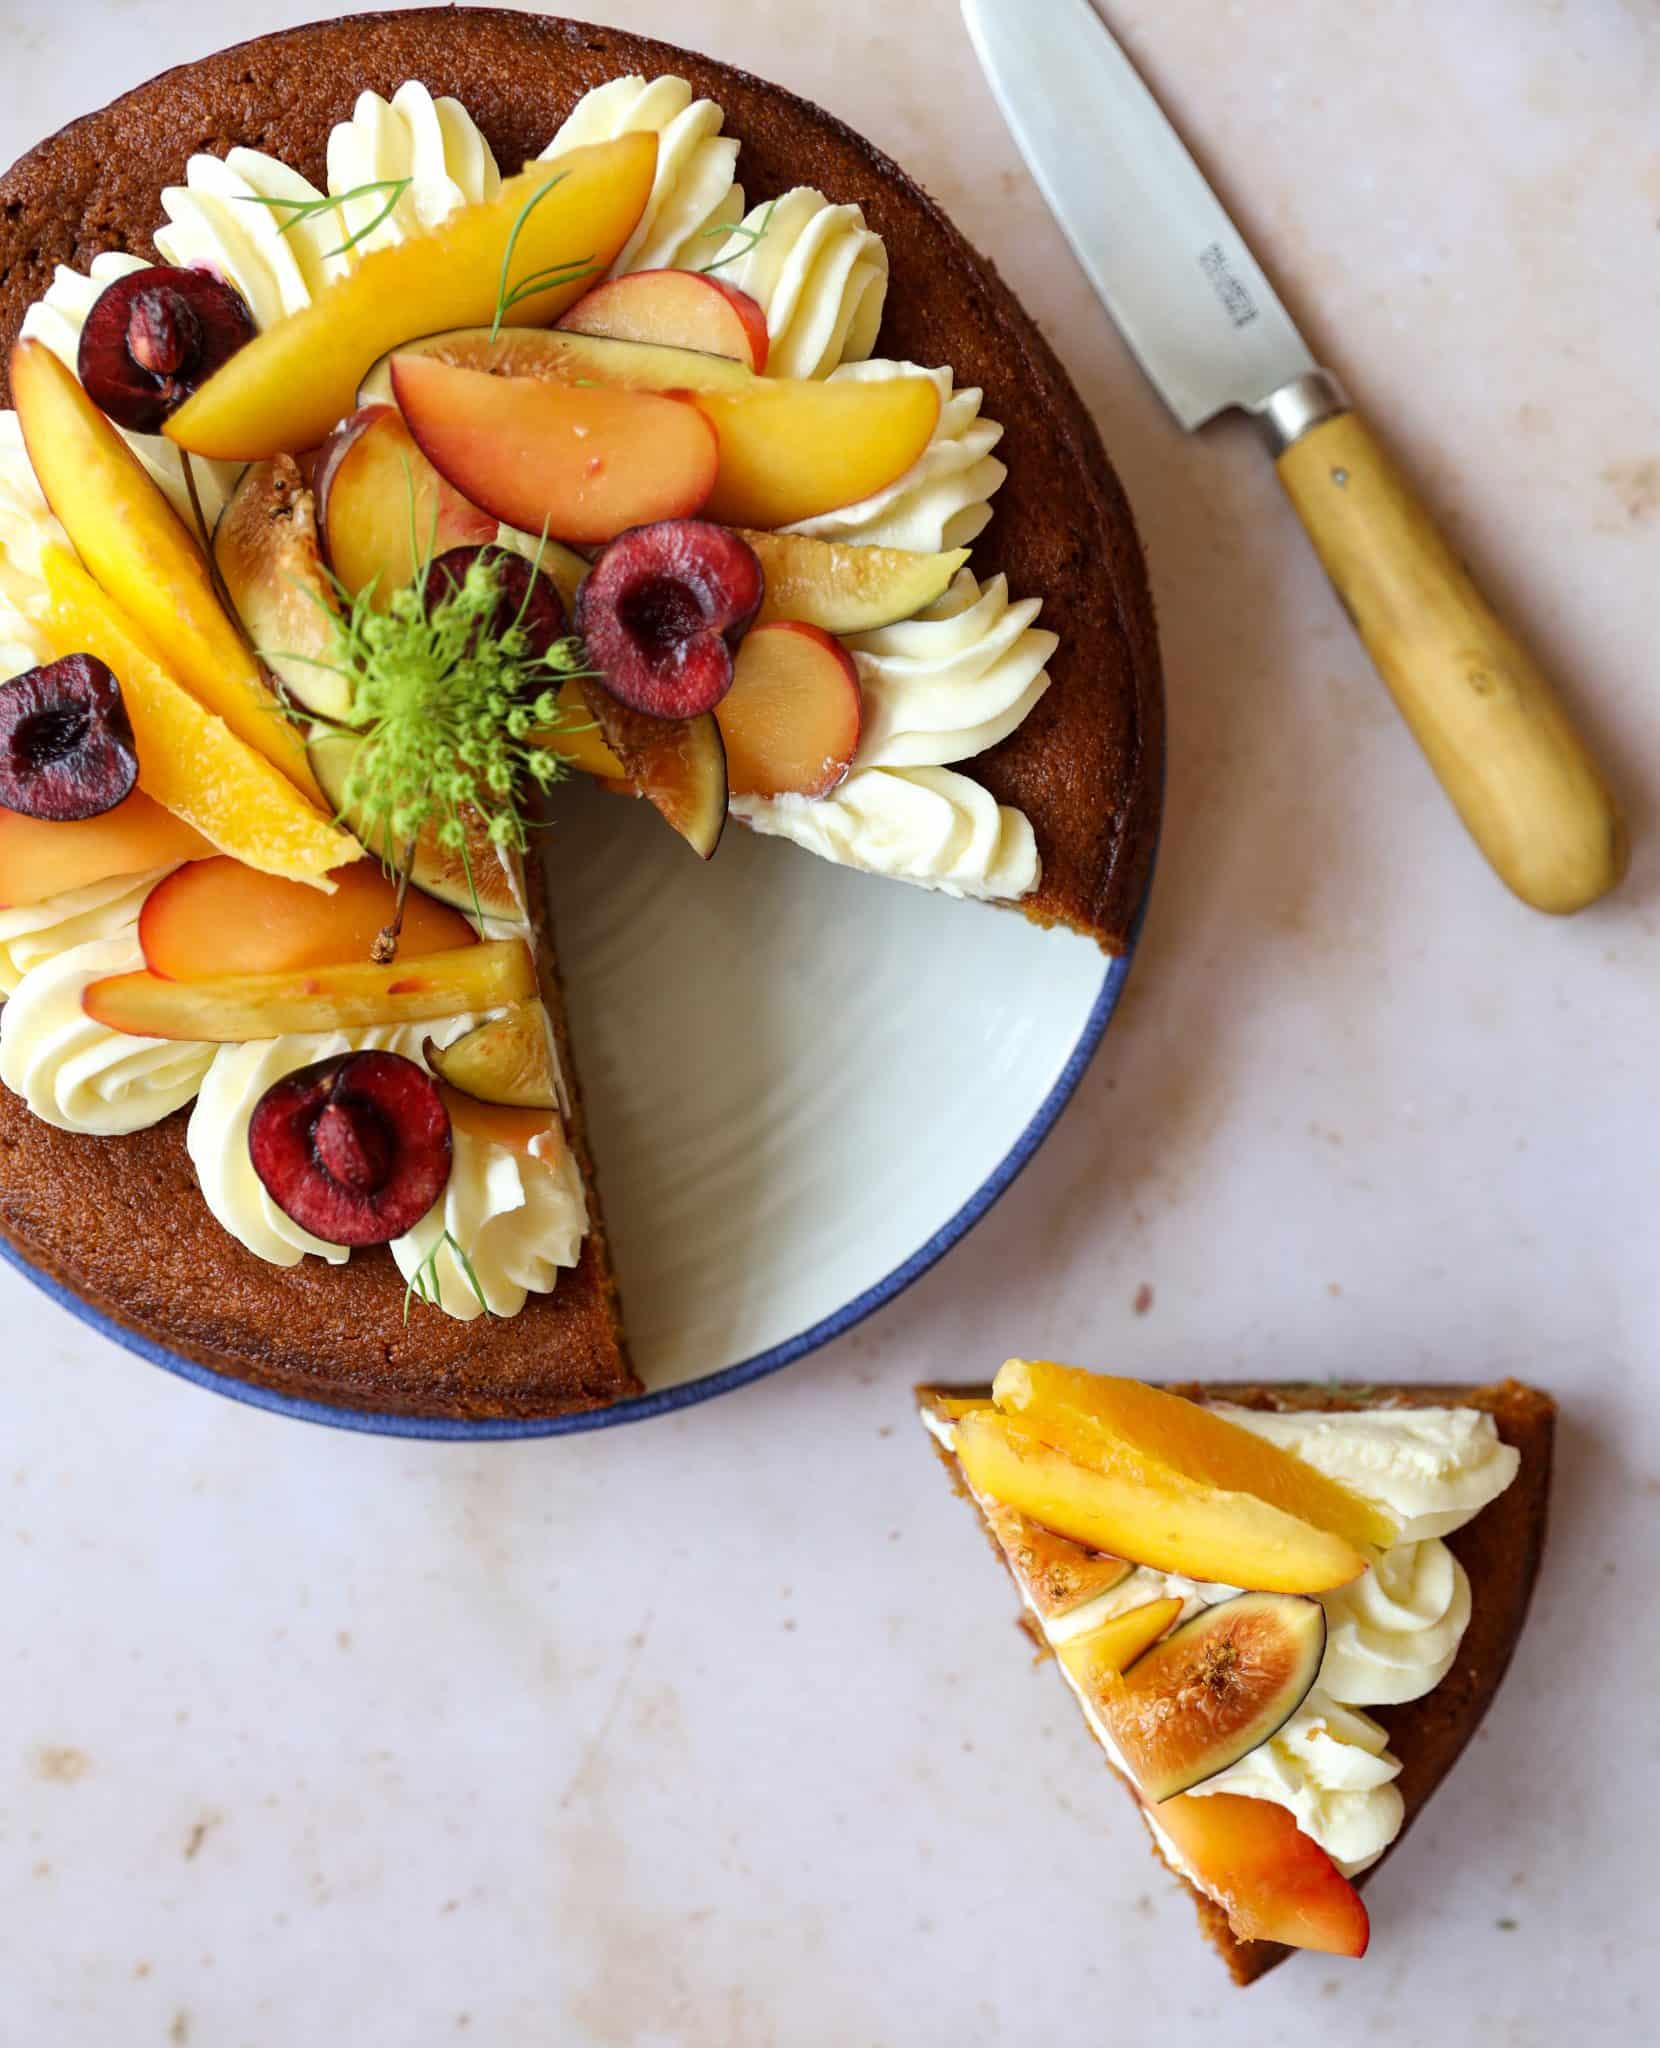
(963, 0), (1626, 914)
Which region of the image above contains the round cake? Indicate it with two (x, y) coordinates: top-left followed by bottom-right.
(0, 9), (1163, 1423)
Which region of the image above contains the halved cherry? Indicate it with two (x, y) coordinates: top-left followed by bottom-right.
(247, 1049), (451, 1247)
(419, 546), (569, 658)
(0, 654), (138, 821)
(576, 520), (762, 719)
(77, 265), (255, 432)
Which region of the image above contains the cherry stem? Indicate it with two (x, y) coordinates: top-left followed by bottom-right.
(370, 837), (420, 964)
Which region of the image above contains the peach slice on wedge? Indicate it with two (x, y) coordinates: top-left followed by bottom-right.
(164, 140), (659, 459)
(715, 621), (862, 801)
(391, 353), (720, 547)
(994, 1361), (1397, 1553)
(37, 543), (356, 886)
(315, 404), (496, 608)
(1152, 1793), (1370, 1957)
(138, 856), (475, 981)
(362, 327), (941, 530)
(558, 268), (770, 371)
(11, 339), (325, 804)
(1056, 1597), (1186, 1694)
(83, 937), (535, 1042)
(743, 530), (969, 634)
(0, 792), (213, 908)
(953, 1408), (1367, 1593)
(980, 1498), (1132, 1621)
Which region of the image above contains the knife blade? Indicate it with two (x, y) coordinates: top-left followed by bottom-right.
(964, 0), (1626, 915)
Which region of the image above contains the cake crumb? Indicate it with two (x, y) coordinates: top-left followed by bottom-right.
(1132, 1283), (1154, 1316)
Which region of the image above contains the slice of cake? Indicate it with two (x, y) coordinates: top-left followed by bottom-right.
(919, 1361), (1554, 1982)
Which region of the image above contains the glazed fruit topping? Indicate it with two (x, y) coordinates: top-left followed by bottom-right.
(77, 265), (255, 433)
(0, 653), (138, 821)
(420, 546), (569, 661)
(577, 520), (762, 719)
(247, 1049), (451, 1247)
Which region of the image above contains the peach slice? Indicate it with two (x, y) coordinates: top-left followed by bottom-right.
(37, 543), (356, 886)
(558, 267), (770, 371)
(0, 792), (213, 908)
(1152, 1794), (1370, 1957)
(980, 1498), (1132, 1621)
(1056, 1597), (1186, 1694)
(138, 856), (475, 981)
(83, 937), (535, 1042)
(714, 621), (862, 800)
(994, 1361), (1397, 1553)
(743, 530), (969, 634)
(436, 1081), (564, 1165)
(164, 140), (659, 459)
(315, 404), (496, 608)
(953, 1408), (1367, 1594)
(533, 678), (627, 781)
(362, 327), (941, 530)
(390, 353), (720, 547)
(424, 1001), (556, 1111)
(11, 339), (326, 804)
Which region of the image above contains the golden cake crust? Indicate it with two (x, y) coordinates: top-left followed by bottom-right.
(0, 10), (1162, 1419)
(921, 1377), (1556, 1984)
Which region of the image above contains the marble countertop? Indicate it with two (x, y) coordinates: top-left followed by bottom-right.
(2, 2), (1656, 2041)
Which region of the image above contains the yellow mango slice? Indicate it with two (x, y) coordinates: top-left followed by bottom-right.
(954, 1408), (1367, 1594)
(38, 544), (355, 887)
(995, 1360), (1397, 1552)
(1057, 1597), (1186, 1694)
(10, 340), (325, 804)
(83, 938), (536, 1042)
(166, 140), (659, 460)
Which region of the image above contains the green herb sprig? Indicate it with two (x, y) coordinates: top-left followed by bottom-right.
(488, 170), (600, 340)
(404, 1228), (490, 1322)
(238, 176), (415, 261)
(699, 198), (777, 276)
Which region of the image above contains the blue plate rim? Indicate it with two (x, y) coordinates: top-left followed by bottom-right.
(0, 880), (1151, 1441)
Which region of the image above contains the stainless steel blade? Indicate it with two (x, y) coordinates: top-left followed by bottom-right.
(963, 0), (1314, 429)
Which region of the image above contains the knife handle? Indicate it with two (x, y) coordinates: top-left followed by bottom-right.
(1272, 401), (1627, 914)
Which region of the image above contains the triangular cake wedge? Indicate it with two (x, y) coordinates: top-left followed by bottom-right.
(919, 1376), (1555, 1984)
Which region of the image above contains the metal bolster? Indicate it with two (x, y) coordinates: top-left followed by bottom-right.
(1252, 368), (1350, 455)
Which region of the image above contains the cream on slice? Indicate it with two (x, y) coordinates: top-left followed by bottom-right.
(921, 1394), (1519, 1883)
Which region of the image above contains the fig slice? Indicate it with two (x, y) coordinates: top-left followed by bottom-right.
(424, 1001), (556, 1112)
(1100, 1591), (1327, 1805)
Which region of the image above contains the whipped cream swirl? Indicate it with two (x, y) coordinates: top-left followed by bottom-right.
(187, 1018), (586, 1317)
(786, 362), (1008, 552)
(732, 570), (1051, 900)
(0, 933), (214, 1135)
(542, 74), (743, 274)
(326, 83), (502, 254)
(0, 870), (174, 996)
(703, 187), (887, 380)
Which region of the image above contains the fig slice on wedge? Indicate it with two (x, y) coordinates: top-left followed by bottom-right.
(1100, 1591), (1327, 1805)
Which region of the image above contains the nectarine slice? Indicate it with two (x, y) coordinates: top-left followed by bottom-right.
(995, 1361), (1397, 1553)
(0, 791), (213, 908)
(953, 1407), (1367, 1594)
(363, 327), (941, 530)
(1152, 1793), (1370, 1956)
(11, 339), (326, 805)
(37, 543), (356, 887)
(316, 404), (496, 608)
(715, 621), (862, 801)
(138, 856), (475, 981)
(558, 267), (770, 371)
(83, 937), (535, 1042)
(390, 353), (720, 547)
(164, 140), (659, 459)
(743, 530), (969, 634)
